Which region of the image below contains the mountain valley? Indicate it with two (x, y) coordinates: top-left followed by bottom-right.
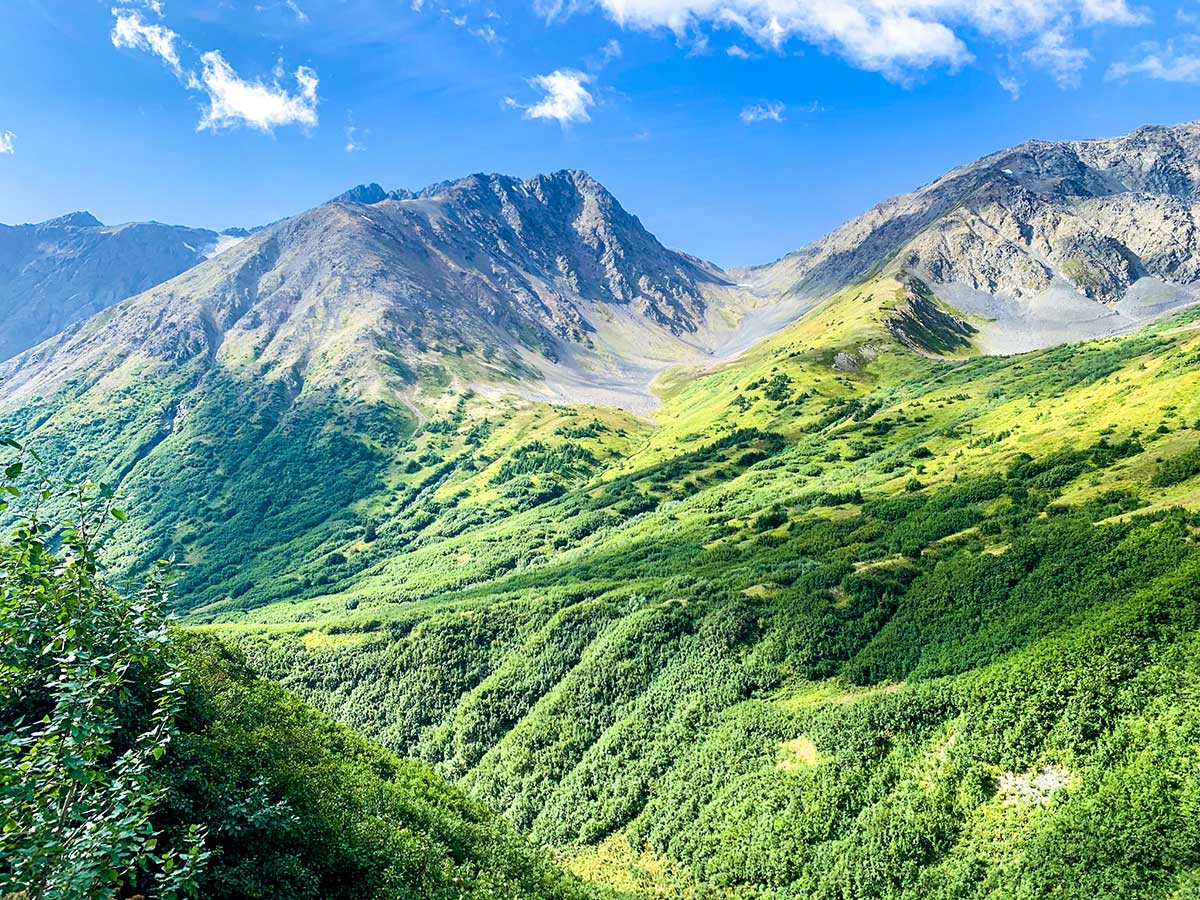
(5, 121), (1200, 900)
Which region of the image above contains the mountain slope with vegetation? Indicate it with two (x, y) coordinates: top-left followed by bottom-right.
(5, 122), (1200, 898)
(187, 276), (1200, 899)
(0, 472), (612, 900)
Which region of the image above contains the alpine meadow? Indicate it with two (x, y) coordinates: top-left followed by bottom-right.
(5, 9), (1200, 895)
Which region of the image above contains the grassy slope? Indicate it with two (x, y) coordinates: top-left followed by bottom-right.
(191, 275), (1200, 899)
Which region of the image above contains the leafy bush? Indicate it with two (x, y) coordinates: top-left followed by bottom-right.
(1151, 445), (1200, 487)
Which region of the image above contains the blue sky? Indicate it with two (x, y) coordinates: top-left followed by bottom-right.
(2, 0), (1200, 266)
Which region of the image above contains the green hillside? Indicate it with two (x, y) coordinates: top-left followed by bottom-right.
(7, 268), (1200, 898)
(201, 275), (1200, 899)
(0, 475), (609, 900)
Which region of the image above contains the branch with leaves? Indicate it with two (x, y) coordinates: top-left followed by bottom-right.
(0, 442), (209, 900)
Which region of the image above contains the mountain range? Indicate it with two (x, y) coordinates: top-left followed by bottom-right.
(0, 211), (250, 362)
(5, 121), (1200, 900)
(7, 121), (1200, 407)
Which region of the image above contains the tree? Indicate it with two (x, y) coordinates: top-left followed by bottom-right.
(0, 451), (208, 900)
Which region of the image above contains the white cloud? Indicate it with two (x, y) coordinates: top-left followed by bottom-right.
(1022, 26), (1090, 86)
(114, 0), (166, 15)
(472, 25), (501, 43)
(190, 51), (319, 132)
(345, 115), (366, 152)
(285, 0), (309, 23)
(998, 73), (1022, 98)
(111, 9), (182, 75)
(727, 44), (752, 58)
(0, 131), (14, 155)
(522, 69), (595, 124)
(1079, 0), (1148, 25)
(1107, 39), (1200, 82)
(111, 7), (319, 134)
(740, 100), (785, 123)
(579, 0), (1145, 81)
(600, 38), (623, 62)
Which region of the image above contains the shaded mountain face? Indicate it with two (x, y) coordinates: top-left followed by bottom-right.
(0, 212), (247, 362)
(755, 121), (1200, 351)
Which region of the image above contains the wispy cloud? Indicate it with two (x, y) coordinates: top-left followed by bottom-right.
(345, 116), (366, 153)
(577, 0), (1145, 82)
(0, 131), (14, 155)
(284, 0), (309, 23)
(998, 74), (1022, 99)
(1107, 38), (1200, 83)
(440, 7), (502, 42)
(111, 8), (182, 76)
(471, 25), (500, 44)
(726, 45), (752, 59)
(190, 52), (318, 132)
(110, 6), (319, 133)
(1022, 26), (1090, 86)
(515, 69), (596, 125)
(739, 100), (786, 124)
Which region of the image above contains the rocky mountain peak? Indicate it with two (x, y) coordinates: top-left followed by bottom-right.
(39, 211), (104, 229)
(334, 183), (414, 204)
(756, 119), (1200, 353)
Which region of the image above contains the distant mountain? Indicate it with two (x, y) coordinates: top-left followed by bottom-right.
(0, 212), (246, 361)
(0, 169), (771, 611)
(754, 121), (1200, 351)
(0, 170), (769, 412)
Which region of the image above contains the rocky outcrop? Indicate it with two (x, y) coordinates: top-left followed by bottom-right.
(885, 276), (976, 355)
(757, 122), (1200, 337)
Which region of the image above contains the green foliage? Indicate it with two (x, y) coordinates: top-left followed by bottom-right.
(157, 635), (606, 900)
(0, 468), (207, 900)
(1151, 444), (1200, 487)
(0, 459), (607, 900)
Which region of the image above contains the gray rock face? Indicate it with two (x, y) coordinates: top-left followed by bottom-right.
(0, 213), (244, 362)
(0, 170), (742, 411)
(756, 121), (1200, 348)
(348, 169), (722, 344)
